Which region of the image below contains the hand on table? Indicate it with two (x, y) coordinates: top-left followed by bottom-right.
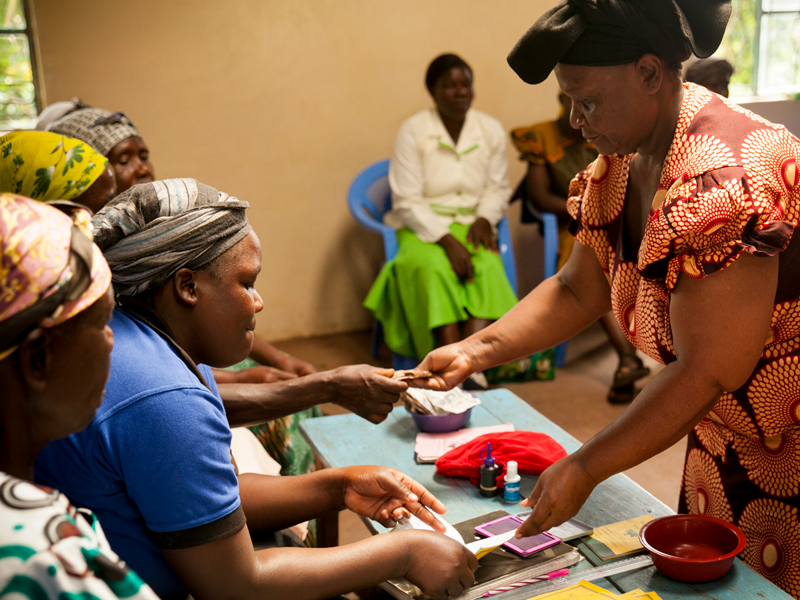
(329, 365), (406, 424)
(337, 466), (446, 531)
(272, 353), (317, 376)
(399, 530), (478, 600)
(466, 217), (498, 253)
(437, 234), (474, 283)
(516, 454), (598, 537)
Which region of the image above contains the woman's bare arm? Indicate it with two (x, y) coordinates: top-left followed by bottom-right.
(163, 467), (478, 600)
(164, 526), (475, 600)
(525, 163), (571, 224)
(416, 240), (612, 389)
(517, 252), (779, 535)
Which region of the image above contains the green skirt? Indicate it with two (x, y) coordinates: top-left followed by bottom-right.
(364, 223), (517, 360)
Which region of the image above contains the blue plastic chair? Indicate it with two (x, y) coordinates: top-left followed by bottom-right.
(349, 159), (518, 370)
(510, 178), (567, 367)
(542, 212), (568, 367)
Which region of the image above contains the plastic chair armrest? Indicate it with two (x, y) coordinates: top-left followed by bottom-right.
(541, 212), (559, 280)
(381, 227), (399, 262)
(496, 216), (518, 297)
(350, 203), (386, 234)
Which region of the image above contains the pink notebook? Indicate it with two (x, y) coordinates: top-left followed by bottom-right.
(414, 423), (515, 463)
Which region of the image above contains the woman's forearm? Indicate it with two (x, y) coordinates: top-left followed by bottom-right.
(576, 360), (720, 483)
(253, 535), (410, 600)
(219, 374), (331, 427)
(576, 253), (780, 484)
(238, 469), (345, 531)
(464, 273), (605, 372)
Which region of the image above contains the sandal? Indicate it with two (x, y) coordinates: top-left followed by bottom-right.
(607, 382), (635, 404)
(612, 354), (650, 389)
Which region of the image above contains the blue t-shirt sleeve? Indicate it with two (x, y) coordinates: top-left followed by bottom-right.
(96, 386), (240, 534)
(199, 364), (221, 400)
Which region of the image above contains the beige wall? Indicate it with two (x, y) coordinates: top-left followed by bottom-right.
(32, 0), (560, 341)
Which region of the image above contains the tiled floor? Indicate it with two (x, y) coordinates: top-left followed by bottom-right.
(273, 324), (686, 551)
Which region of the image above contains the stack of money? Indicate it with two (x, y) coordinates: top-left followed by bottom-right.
(402, 388), (480, 415)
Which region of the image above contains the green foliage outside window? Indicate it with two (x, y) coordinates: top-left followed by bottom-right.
(716, 0), (758, 96)
(716, 0), (800, 97)
(0, 0), (37, 130)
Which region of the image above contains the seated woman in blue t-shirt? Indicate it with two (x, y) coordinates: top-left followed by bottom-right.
(35, 179), (477, 600)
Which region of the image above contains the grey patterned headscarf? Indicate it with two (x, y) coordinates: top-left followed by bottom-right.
(47, 107), (141, 156)
(92, 178), (251, 297)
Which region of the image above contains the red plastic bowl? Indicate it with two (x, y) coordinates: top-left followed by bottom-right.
(639, 515), (746, 583)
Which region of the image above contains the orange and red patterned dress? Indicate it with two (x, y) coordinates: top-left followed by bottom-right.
(567, 82), (800, 597)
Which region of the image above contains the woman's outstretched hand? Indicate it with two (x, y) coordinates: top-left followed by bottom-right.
(515, 454), (598, 538)
(338, 466), (447, 531)
(409, 343), (475, 391)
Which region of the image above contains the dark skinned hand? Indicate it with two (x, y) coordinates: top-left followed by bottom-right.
(401, 530), (478, 600)
(515, 453), (598, 538)
(466, 217), (498, 253)
(411, 343), (471, 392)
(336, 466), (477, 599)
(272, 353), (317, 376)
(328, 365), (407, 424)
(338, 466), (447, 530)
(437, 234), (474, 283)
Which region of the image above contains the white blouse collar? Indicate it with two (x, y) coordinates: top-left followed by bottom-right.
(426, 108), (482, 155)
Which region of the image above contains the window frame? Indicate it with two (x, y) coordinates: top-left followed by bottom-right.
(753, 0), (800, 96)
(0, 0), (41, 123)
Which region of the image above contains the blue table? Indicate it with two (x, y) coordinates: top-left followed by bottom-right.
(300, 389), (791, 599)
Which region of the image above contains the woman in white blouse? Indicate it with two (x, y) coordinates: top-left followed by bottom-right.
(365, 54), (517, 386)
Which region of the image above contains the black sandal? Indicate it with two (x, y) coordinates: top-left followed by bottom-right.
(607, 382), (635, 404)
(612, 354), (650, 389)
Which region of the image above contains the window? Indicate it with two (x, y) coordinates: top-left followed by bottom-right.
(0, 0), (39, 129)
(716, 0), (800, 97)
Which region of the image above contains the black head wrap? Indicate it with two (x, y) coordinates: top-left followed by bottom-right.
(425, 54), (472, 95)
(508, 0), (732, 84)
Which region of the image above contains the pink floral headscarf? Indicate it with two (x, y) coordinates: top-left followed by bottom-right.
(0, 193), (111, 360)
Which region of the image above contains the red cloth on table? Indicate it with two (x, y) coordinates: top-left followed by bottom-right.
(435, 431), (567, 488)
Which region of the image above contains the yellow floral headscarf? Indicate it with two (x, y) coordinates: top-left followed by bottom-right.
(0, 131), (108, 201)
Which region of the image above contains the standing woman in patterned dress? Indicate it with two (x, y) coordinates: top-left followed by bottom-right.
(412, 0), (800, 596)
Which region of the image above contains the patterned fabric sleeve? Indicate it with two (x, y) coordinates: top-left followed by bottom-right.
(0, 473), (158, 600)
(510, 126), (547, 165)
(566, 164), (593, 224)
(639, 127), (800, 291)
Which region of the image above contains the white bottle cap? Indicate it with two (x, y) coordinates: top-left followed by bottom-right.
(506, 461), (518, 479)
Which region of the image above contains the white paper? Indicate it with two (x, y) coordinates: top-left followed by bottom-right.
(392, 510), (464, 545)
(465, 529), (518, 557)
(414, 423), (515, 461)
(392, 510), (518, 559)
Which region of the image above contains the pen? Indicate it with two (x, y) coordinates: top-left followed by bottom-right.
(481, 568), (570, 597)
